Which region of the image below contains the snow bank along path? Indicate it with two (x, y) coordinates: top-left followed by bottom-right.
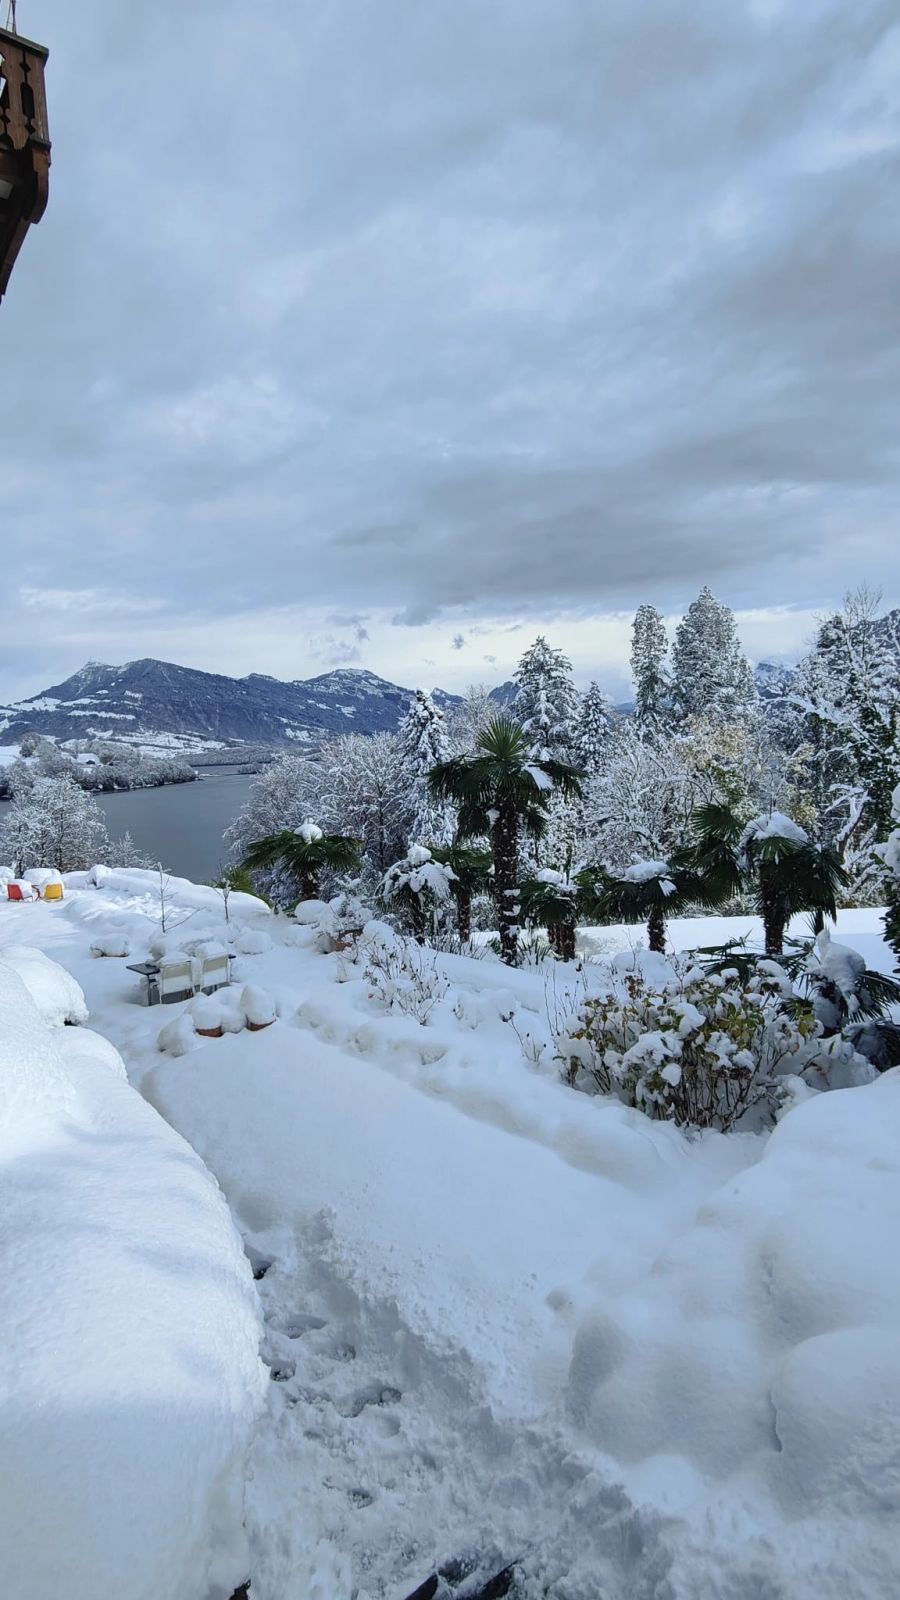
(0, 950), (266, 1600)
(2, 878), (900, 1599)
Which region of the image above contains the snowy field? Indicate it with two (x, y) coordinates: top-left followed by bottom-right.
(1, 871), (899, 1600)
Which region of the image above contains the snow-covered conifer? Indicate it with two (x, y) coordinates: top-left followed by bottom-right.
(789, 591), (900, 899)
(630, 605), (670, 729)
(397, 689), (455, 846)
(513, 637), (579, 761)
(574, 682), (614, 776)
(671, 588), (757, 725)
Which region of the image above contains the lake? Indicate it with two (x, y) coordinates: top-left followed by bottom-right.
(96, 768), (257, 882)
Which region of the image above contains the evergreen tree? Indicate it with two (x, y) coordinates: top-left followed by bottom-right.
(791, 591), (900, 897)
(878, 784), (900, 968)
(397, 689), (455, 846)
(671, 587), (757, 725)
(574, 682), (615, 776)
(630, 604), (670, 728)
(513, 636), (579, 761)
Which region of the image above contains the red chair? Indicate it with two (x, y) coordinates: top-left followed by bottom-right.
(6, 882), (36, 902)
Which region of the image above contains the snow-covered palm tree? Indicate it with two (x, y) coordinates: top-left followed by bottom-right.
(428, 716), (582, 965)
(680, 804), (846, 956)
(582, 860), (696, 954)
(428, 841), (492, 944)
(242, 820), (360, 902)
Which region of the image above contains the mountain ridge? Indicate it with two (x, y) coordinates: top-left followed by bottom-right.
(0, 657), (477, 753)
(0, 653), (800, 755)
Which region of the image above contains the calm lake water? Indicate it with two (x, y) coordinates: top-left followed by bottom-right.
(95, 768), (256, 881)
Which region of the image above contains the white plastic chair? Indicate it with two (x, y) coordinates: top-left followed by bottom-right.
(157, 957), (195, 1005)
(199, 952), (230, 994)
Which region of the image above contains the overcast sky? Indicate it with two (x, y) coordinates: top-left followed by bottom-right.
(2, 0), (898, 703)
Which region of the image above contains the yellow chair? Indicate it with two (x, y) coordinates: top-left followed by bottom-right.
(42, 882), (64, 902)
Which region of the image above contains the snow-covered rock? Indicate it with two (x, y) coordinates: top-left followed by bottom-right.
(0, 961), (265, 1600)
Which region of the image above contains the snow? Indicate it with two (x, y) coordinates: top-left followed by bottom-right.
(621, 858), (677, 894)
(567, 1070), (900, 1595)
(1, 874), (899, 1598)
(0, 956), (265, 1600)
(0, 943), (89, 1026)
(743, 810), (809, 847)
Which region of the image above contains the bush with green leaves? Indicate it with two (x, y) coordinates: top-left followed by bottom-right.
(554, 959), (868, 1131)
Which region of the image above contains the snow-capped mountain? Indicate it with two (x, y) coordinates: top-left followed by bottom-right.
(0, 659), (463, 752)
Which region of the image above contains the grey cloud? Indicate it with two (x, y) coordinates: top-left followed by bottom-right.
(1, 0), (898, 693)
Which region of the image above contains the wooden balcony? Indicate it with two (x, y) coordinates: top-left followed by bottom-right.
(0, 25), (50, 300)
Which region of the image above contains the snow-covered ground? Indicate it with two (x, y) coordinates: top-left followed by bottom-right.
(1, 873), (898, 1599)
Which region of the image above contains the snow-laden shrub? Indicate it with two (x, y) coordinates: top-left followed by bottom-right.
(157, 1015), (200, 1058)
(293, 898), (331, 926)
(234, 927), (272, 955)
(362, 925), (450, 1025)
(90, 933), (132, 958)
(555, 960), (868, 1131)
(293, 890), (371, 948)
(380, 845), (456, 942)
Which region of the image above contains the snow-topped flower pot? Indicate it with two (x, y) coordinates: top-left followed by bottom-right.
(241, 984), (277, 1032)
(195, 1024), (224, 1039)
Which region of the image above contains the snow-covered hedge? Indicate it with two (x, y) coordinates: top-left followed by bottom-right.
(0, 958), (265, 1600)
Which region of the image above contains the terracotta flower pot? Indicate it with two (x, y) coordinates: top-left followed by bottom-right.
(195, 1024), (223, 1039)
(247, 1018), (274, 1032)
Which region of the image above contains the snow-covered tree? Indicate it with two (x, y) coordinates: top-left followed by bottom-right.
(789, 591), (900, 899)
(574, 682), (615, 776)
(630, 605), (670, 729)
(317, 733), (407, 885)
(580, 724), (695, 873)
(513, 636), (579, 761)
(878, 784), (900, 967)
(397, 689), (454, 846)
(446, 683), (496, 752)
(671, 588), (757, 726)
(0, 775), (109, 873)
(225, 753), (325, 902)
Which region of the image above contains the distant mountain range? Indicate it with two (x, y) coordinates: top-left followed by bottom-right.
(0, 653), (808, 756)
(0, 658), (514, 754)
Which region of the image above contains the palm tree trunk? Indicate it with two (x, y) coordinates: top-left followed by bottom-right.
(647, 904), (666, 953)
(456, 888), (472, 945)
(491, 803), (519, 967)
(551, 920), (576, 961)
(759, 869), (785, 955)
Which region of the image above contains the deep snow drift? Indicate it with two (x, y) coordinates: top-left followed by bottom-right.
(0, 951), (265, 1600)
(1, 871), (899, 1599)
